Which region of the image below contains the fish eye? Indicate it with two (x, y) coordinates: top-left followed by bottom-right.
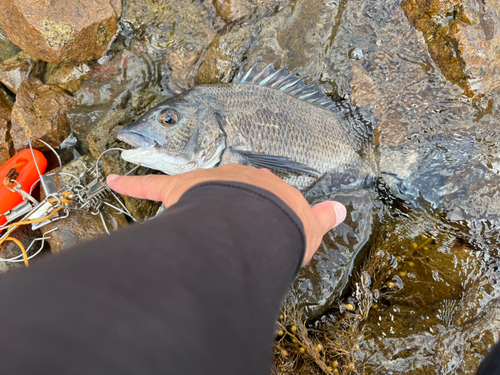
(159, 109), (179, 126)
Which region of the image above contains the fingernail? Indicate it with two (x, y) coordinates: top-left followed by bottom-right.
(106, 174), (119, 183)
(333, 202), (347, 225)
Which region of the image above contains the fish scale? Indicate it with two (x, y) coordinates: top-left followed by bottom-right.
(117, 63), (376, 194)
(202, 84), (363, 190)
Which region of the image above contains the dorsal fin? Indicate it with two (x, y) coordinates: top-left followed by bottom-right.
(233, 62), (342, 113)
(232, 62), (376, 150)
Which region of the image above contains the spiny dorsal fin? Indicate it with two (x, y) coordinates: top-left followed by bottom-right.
(233, 62), (339, 112)
(233, 62), (376, 150)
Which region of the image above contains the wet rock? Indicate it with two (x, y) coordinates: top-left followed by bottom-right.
(0, 87), (14, 165)
(441, 161), (500, 246)
(0, 51), (44, 94)
(401, 0), (500, 97)
(214, 0), (289, 23)
(0, 0), (122, 64)
(87, 110), (161, 221)
(44, 62), (91, 94)
(292, 189), (383, 320)
(164, 46), (206, 93)
(129, 88), (157, 117)
(196, 0), (342, 95)
(40, 156), (129, 254)
(67, 0), (217, 141)
(196, 27), (253, 84)
(68, 46), (161, 141)
(0, 226), (48, 274)
(0, 29), (21, 63)
(42, 209), (124, 254)
(10, 78), (74, 151)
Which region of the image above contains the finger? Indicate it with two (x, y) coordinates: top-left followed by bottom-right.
(107, 174), (174, 202)
(311, 201), (346, 234)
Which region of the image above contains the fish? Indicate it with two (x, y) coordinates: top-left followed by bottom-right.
(117, 63), (377, 195)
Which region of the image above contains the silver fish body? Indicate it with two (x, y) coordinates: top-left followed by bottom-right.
(118, 64), (375, 193)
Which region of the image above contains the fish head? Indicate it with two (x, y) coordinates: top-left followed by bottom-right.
(117, 90), (226, 175)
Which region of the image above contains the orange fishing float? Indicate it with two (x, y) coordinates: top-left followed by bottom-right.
(0, 149), (47, 226)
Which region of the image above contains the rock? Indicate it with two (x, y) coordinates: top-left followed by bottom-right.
(67, 0), (218, 141)
(292, 189), (383, 320)
(87, 110), (161, 221)
(0, 87), (14, 165)
(10, 78), (75, 151)
(196, 27), (253, 84)
(44, 62), (91, 94)
(401, 0), (500, 97)
(164, 46), (206, 93)
(0, 51), (44, 94)
(42, 209), (126, 254)
(0, 29), (21, 63)
(0, 0), (122, 64)
(40, 156), (129, 254)
(196, 0), (341, 94)
(214, 0), (289, 23)
(0, 225), (48, 274)
(68, 47), (160, 141)
(129, 88), (157, 117)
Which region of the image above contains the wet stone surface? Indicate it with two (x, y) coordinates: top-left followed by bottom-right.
(0, 29), (21, 64)
(44, 62), (91, 94)
(0, 87), (14, 165)
(401, 0), (500, 97)
(213, 0), (290, 23)
(11, 78), (74, 151)
(0, 0), (122, 63)
(0, 51), (45, 94)
(294, 189), (383, 320)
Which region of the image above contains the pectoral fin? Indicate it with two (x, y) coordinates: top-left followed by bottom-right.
(230, 149), (320, 177)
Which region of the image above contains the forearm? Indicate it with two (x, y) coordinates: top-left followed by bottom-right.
(0, 182), (305, 374)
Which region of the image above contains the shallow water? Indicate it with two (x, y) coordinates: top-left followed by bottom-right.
(36, 0), (500, 373)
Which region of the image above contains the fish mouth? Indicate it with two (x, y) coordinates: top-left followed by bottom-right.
(117, 130), (157, 148)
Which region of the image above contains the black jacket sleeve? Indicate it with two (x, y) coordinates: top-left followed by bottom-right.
(0, 182), (305, 375)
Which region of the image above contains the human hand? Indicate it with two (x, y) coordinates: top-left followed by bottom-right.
(107, 164), (346, 266)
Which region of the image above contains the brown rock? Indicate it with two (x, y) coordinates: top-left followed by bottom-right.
(42, 208), (128, 253)
(0, 87), (14, 165)
(214, 0), (288, 22)
(11, 78), (75, 151)
(401, 0), (500, 96)
(196, 28), (252, 84)
(0, 0), (122, 64)
(0, 51), (44, 93)
(44, 61), (91, 94)
(197, 0), (337, 85)
(0, 28), (21, 63)
(164, 47), (206, 93)
(87, 110), (161, 221)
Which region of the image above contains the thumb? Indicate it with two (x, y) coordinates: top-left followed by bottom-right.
(311, 201), (347, 234)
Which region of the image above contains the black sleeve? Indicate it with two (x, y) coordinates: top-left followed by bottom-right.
(0, 182), (305, 375)
(477, 341), (500, 375)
